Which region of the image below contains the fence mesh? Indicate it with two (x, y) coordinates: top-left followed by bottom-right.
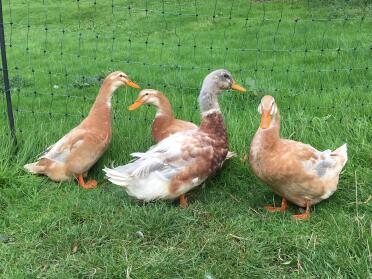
(1, 0), (371, 143)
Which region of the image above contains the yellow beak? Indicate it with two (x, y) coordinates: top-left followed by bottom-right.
(231, 82), (246, 93)
(126, 80), (141, 89)
(128, 97), (144, 111)
(260, 111), (271, 129)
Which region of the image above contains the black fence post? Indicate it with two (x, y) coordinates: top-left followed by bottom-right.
(0, 0), (16, 144)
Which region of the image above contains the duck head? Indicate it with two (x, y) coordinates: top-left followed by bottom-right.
(128, 89), (162, 110)
(105, 71), (140, 90)
(258, 95), (278, 129)
(201, 69), (246, 93)
(199, 69), (246, 112)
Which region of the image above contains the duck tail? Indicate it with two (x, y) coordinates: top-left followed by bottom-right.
(331, 143), (348, 171)
(103, 166), (170, 201)
(103, 167), (132, 186)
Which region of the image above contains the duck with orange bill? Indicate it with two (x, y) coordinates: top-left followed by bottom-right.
(103, 69), (246, 207)
(249, 95), (347, 220)
(128, 89), (198, 143)
(24, 71), (140, 188)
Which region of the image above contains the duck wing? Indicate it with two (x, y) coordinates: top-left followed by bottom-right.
(280, 140), (348, 179)
(38, 128), (87, 164)
(104, 129), (215, 186)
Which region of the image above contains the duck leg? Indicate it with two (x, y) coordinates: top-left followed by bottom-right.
(77, 174), (97, 189)
(179, 194), (188, 208)
(265, 197), (287, 213)
(293, 200), (311, 220)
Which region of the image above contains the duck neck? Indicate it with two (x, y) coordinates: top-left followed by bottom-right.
(198, 87), (226, 143)
(256, 111), (281, 149)
(88, 80), (118, 118)
(154, 94), (174, 118)
(198, 84), (221, 114)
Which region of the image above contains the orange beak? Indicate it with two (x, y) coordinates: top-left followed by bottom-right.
(126, 79), (141, 89)
(260, 111), (271, 129)
(231, 81), (246, 93)
(128, 97), (144, 111)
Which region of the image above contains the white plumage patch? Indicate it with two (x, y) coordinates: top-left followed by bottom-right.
(320, 189), (335, 200)
(106, 96), (112, 108)
(103, 130), (203, 201)
(202, 108), (221, 116)
(301, 144), (348, 180)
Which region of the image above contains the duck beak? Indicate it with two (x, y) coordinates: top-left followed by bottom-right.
(231, 81), (246, 93)
(260, 111), (271, 129)
(128, 97), (144, 111)
(126, 79), (141, 89)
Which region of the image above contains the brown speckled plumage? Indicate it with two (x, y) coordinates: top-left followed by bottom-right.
(169, 112), (228, 195)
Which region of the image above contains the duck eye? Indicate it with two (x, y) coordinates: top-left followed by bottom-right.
(119, 74), (123, 78)
(145, 93), (149, 96)
(223, 73), (229, 79)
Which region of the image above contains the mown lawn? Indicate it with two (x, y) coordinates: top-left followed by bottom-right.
(0, 0), (371, 278)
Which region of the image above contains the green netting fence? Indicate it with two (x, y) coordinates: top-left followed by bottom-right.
(0, 0), (371, 143)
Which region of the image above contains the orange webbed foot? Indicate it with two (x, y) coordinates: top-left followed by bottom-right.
(264, 197), (287, 213)
(77, 174), (97, 189)
(292, 212), (310, 220)
(82, 179), (97, 189)
(264, 205), (286, 213)
(179, 194), (188, 208)
(293, 200), (311, 220)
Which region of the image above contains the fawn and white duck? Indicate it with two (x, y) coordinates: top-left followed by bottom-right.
(249, 95), (347, 219)
(128, 89), (198, 142)
(24, 71), (140, 188)
(104, 69), (246, 206)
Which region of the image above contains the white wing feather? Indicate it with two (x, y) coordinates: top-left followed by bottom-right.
(302, 144), (348, 178)
(103, 130), (208, 201)
(38, 128), (86, 163)
(106, 131), (195, 178)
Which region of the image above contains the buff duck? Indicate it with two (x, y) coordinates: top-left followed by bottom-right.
(128, 89), (198, 142)
(249, 95), (348, 220)
(103, 69), (246, 207)
(24, 71), (140, 188)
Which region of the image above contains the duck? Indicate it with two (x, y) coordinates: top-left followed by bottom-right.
(127, 89), (236, 160)
(249, 95), (347, 220)
(24, 71), (140, 188)
(128, 89), (198, 142)
(103, 69), (246, 207)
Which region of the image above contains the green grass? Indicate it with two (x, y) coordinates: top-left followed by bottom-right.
(1, 0), (371, 278)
